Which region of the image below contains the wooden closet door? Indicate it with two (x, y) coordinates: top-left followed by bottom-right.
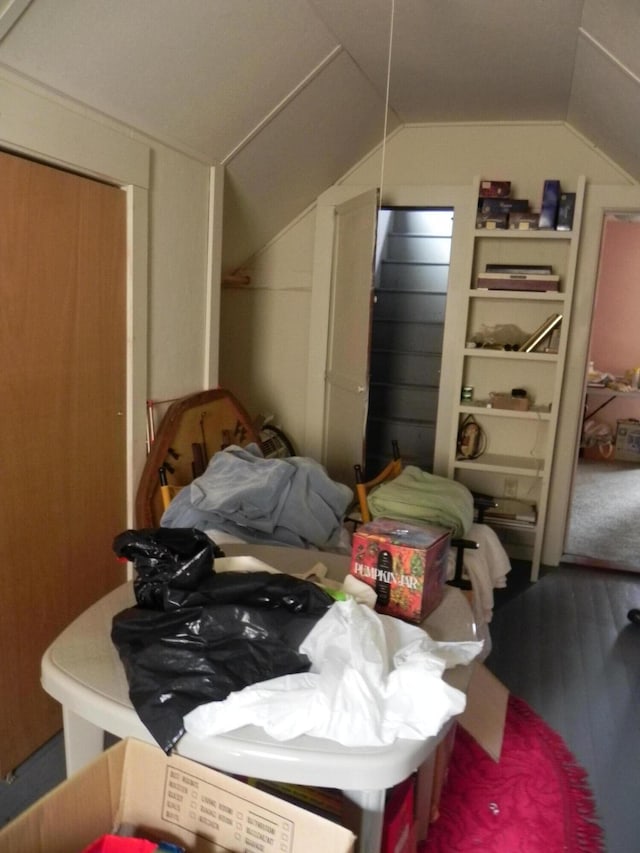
(0, 151), (127, 773)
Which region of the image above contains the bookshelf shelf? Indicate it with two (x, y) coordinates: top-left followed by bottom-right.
(463, 349), (558, 362)
(453, 452), (544, 477)
(468, 289), (566, 301)
(459, 403), (551, 420)
(474, 229), (573, 240)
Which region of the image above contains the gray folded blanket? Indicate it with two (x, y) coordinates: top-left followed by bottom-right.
(161, 443), (353, 549)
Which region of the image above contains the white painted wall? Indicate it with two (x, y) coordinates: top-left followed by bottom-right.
(343, 122), (630, 192)
(220, 208), (317, 442)
(146, 146), (213, 400)
(220, 121), (630, 449)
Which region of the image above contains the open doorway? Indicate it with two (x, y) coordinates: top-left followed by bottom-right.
(364, 207), (454, 477)
(564, 212), (640, 572)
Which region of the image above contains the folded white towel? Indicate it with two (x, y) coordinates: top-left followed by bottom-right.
(447, 523), (511, 624)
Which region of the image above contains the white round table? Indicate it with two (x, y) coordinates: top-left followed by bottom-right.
(41, 544), (476, 852)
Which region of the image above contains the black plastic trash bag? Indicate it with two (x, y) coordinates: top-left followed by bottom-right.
(113, 527), (224, 610)
(111, 528), (334, 753)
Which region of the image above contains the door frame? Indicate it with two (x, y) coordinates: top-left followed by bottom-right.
(0, 71), (151, 525)
(544, 183), (640, 565)
(305, 182), (477, 476)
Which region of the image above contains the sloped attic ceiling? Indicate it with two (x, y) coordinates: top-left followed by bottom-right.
(0, 0), (638, 272)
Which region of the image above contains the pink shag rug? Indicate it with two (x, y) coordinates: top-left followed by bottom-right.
(421, 695), (605, 852)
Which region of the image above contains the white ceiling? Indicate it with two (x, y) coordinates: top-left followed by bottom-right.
(0, 0), (638, 270)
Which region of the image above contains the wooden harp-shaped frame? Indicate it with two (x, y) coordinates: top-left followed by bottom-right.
(135, 388), (260, 527)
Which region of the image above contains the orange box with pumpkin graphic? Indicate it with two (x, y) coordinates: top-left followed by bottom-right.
(349, 518), (451, 624)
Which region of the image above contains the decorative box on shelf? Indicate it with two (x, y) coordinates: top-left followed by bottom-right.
(475, 273), (560, 292)
(488, 392), (531, 411)
(508, 212), (540, 230)
(478, 179), (511, 198)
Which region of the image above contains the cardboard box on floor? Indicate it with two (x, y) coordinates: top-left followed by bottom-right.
(458, 661), (509, 762)
(0, 738), (355, 853)
(0, 664), (505, 853)
(413, 662), (509, 845)
(243, 663), (509, 853)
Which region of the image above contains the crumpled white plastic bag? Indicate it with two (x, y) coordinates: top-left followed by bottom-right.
(184, 599), (483, 746)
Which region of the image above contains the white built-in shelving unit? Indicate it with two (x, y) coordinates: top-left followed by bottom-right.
(447, 176), (586, 580)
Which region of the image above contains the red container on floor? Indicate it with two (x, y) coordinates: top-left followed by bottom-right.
(350, 518), (450, 624)
(381, 775), (416, 853)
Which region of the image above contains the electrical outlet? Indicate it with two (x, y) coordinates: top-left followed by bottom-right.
(504, 477), (518, 498)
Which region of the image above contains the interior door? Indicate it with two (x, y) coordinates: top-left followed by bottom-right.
(365, 208), (454, 475)
(320, 188), (379, 485)
(0, 151), (127, 773)
(305, 184), (475, 486)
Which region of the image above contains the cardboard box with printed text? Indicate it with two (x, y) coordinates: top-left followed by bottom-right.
(615, 419), (640, 461)
(350, 518), (450, 623)
(0, 738), (355, 853)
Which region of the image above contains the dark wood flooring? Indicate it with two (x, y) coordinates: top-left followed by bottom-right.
(0, 729), (65, 826)
(486, 560), (640, 853)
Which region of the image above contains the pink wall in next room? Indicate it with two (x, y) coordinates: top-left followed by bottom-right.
(587, 217), (640, 432)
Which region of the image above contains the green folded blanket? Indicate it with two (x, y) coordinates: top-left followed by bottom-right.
(367, 465), (474, 538)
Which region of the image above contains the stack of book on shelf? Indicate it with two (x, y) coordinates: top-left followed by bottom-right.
(476, 263), (560, 293)
(482, 498), (537, 528)
(475, 178), (575, 231)
(475, 179), (537, 230)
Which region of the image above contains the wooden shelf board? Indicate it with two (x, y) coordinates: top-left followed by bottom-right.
(468, 289), (566, 301)
(474, 229), (573, 240)
(463, 348), (558, 362)
(459, 403), (551, 419)
(453, 453), (545, 476)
